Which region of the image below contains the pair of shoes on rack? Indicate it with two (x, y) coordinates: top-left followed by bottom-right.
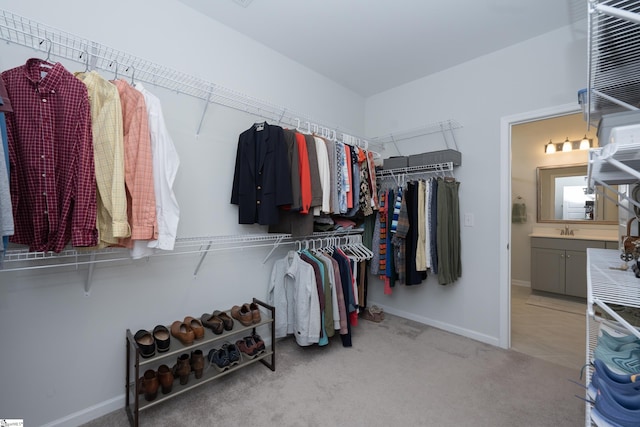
(598, 329), (640, 352)
(171, 317), (205, 345)
(134, 325), (171, 358)
(200, 310), (234, 334)
(171, 351), (206, 385)
(207, 342), (241, 372)
(588, 359), (640, 401)
(236, 333), (266, 358)
(593, 344), (640, 375)
(138, 364), (174, 401)
(590, 378), (640, 427)
(231, 302), (261, 327)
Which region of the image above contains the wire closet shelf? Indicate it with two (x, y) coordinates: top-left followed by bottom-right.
(0, 9), (373, 148)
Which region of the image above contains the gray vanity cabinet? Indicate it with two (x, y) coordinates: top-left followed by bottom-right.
(530, 237), (609, 298)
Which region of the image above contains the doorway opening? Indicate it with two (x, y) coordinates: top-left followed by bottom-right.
(501, 103), (593, 368)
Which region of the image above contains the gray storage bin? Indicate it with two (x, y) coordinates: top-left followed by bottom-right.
(597, 110), (640, 146)
(383, 156), (409, 169)
(408, 149), (462, 167)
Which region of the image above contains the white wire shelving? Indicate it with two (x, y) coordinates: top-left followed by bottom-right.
(1, 229), (365, 294)
(586, 0), (640, 126)
(376, 162), (454, 179)
(0, 9), (372, 148)
(0, 9), (459, 293)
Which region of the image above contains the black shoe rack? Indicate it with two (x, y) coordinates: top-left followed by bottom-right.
(125, 298), (275, 427)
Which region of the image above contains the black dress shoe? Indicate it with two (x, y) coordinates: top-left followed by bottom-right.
(134, 329), (155, 358)
(153, 325), (171, 353)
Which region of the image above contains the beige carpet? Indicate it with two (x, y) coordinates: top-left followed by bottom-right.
(525, 294), (587, 316)
(83, 313), (586, 427)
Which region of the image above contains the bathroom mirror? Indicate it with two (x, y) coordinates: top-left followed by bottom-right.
(537, 164), (618, 224)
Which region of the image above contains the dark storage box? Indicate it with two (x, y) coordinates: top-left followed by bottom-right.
(408, 149), (462, 167)
(383, 156), (409, 169)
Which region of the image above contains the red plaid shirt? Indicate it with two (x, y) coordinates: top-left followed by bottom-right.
(2, 58), (97, 252)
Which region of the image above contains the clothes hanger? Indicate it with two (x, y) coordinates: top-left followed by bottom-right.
(37, 38), (54, 68)
(127, 65), (136, 86)
(80, 50), (90, 72)
(110, 60), (119, 80)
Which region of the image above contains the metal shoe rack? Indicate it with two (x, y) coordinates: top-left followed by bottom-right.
(125, 298), (275, 427)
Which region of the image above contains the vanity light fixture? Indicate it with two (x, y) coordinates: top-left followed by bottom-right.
(580, 134), (591, 150)
(544, 136), (595, 154)
(545, 139), (556, 154)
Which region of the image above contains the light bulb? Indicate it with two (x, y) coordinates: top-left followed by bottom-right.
(545, 140), (556, 154)
(580, 135), (590, 150)
(562, 138), (572, 152)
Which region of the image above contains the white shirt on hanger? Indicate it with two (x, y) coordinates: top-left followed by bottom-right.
(130, 83), (180, 259)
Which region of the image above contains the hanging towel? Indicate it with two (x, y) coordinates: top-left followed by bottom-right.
(512, 197), (527, 224)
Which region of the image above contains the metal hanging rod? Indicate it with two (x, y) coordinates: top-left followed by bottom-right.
(0, 9), (371, 145)
(369, 120), (462, 146)
(376, 161), (454, 179)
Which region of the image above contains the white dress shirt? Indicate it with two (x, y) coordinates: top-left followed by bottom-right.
(130, 83), (180, 259)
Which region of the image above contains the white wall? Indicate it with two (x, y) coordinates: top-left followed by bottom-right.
(364, 22), (588, 345)
(0, 1), (365, 425)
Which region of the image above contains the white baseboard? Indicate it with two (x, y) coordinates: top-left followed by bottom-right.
(511, 279), (530, 288)
(367, 301), (501, 348)
(40, 394), (124, 427)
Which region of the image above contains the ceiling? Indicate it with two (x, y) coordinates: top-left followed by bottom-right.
(178, 0), (586, 97)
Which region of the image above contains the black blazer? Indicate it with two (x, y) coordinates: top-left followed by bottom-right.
(231, 122), (292, 225)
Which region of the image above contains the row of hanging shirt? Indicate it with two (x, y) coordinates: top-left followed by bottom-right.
(370, 171), (461, 288)
(230, 121), (380, 237)
(0, 57), (180, 256)
(268, 237), (372, 348)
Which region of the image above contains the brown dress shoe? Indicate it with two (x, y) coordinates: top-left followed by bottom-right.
(172, 353), (191, 385)
(157, 364), (174, 394)
(190, 349), (205, 379)
(140, 369), (159, 401)
(184, 316), (205, 340)
(231, 304), (253, 327)
(170, 321), (195, 346)
(213, 310), (234, 331)
(200, 313), (224, 334)
(248, 302), (261, 324)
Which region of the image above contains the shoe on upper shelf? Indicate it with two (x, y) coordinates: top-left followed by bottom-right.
(598, 329), (640, 352)
(171, 321), (195, 346)
(153, 325), (171, 353)
(134, 329), (155, 358)
(590, 379), (640, 427)
(593, 345), (640, 376)
(213, 310), (234, 331)
(184, 316), (205, 340)
(245, 302), (261, 324)
(200, 312), (224, 335)
(588, 359), (640, 400)
(231, 304), (253, 327)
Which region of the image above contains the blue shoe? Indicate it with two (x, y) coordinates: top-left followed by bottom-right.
(591, 380), (640, 427)
(598, 329), (640, 351)
(588, 359), (640, 400)
(593, 345), (640, 375)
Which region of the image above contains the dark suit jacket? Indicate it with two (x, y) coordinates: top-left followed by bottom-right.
(231, 122), (292, 225)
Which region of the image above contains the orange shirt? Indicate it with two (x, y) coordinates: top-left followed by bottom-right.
(112, 80), (157, 246)
(295, 132), (312, 214)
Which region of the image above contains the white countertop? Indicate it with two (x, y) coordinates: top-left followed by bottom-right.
(528, 227), (618, 242)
